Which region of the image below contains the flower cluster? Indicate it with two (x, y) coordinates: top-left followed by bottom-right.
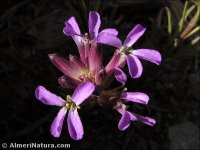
(35, 11), (161, 140)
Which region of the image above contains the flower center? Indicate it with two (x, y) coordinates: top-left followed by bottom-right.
(84, 32), (93, 44)
(79, 72), (96, 83)
(118, 46), (133, 55)
(65, 95), (80, 110)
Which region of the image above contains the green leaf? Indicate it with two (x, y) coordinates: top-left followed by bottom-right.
(191, 36), (200, 45)
(184, 26), (200, 39)
(184, 5), (196, 22)
(180, 1), (200, 38)
(179, 1), (189, 31)
(165, 7), (172, 34)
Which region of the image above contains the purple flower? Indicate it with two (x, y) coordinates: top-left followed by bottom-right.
(114, 67), (127, 86)
(60, 11), (118, 86)
(35, 82), (95, 140)
(112, 69), (156, 130)
(97, 24), (162, 78)
(118, 107), (156, 131)
(63, 11), (118, 64)
(48, 54), (86, 87)
(48, 52), (104, 88)
(63, 11), (118, 43)
(116, 92), (156, 131)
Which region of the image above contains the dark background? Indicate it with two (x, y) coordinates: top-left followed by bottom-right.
(0, 0), (199, 150)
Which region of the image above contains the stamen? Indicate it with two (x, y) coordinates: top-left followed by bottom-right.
(66, 95), (72, 102)
(122, 104), (128, 109)
(84, 33), (91, 44)
(65, 95), (80, 110)
(85, 33), (88, 37)
(118, 46), (133, 55)
(79, 74), (86, 81)
(122, 87), (127, 92)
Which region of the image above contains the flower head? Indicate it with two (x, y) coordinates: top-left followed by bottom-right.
(63, 11), (118, 65)
(97, 24), (162, 78)
(34, 11), (161, 140)
(35, 82), (95, 140)
(112, 68), (156, 130)
(52, 11), (120, 88)
(63, 11), (118, 45)
(98, 82), (156, 131)
(117, 106), (156, 131)
(114, 91), (155, 131)
(48, 51), (104, 88)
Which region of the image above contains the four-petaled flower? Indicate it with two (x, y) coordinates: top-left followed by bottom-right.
(63, 11), (118, 65)
(35, 82), (95, 140)
(117, 92), (156, 131)
(113, 67), (156, 130)
(97, 24), (162, 78)
(63, 11), (118, 45)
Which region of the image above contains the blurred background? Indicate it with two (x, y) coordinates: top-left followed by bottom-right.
(0, 0), (199, 150)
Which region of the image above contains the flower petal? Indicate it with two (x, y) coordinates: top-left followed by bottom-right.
(132, 49), (162, 65)
(63, 17), (82, 46)
(100, 28), (118, 36)
(121, 92), (149, 104)
(124, 24), (146, 47)
(88, 44), (102, 76)
(72, 35), (83, 51)
(72, 82), (95, 105)
(114, 67), (127, 86)
(118, 108), (131, 131)
(126, 54), (143, 78)
(58, 75), (81, 89)
(63, 16), (81, 35)
(67, 109), (84, 140)
(128, 111), (156, 126)
(48, 53), (73, 77)
(89, 11), (101, 39)
(95, 32), (122, 48)
(48, 53), (82, 80)
(50, 107), (67, 137)
(95, 68), (105, 85)
(35, 86), (65, 106)
(69, 55), (87, 74)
